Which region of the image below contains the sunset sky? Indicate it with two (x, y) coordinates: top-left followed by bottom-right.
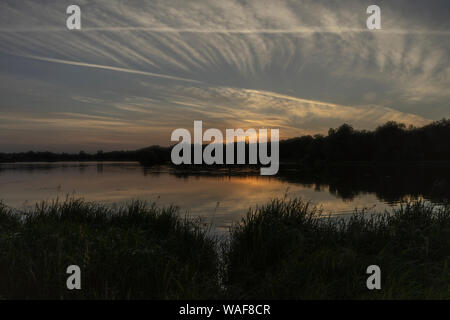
(0, 0), (449, 152)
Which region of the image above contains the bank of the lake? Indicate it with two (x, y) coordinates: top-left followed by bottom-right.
(0, 198), (449, 299)
(2, 162), (450, 236)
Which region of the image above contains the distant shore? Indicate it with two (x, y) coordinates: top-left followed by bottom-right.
(2, 120), (450, 166)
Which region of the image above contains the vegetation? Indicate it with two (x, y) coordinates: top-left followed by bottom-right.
(1, 119), (449, 165)
(0, 145), (171, 165)
(1, 197), (450, 299)
(0, 198), (219, 299)
(280, 119), (450, 164)
(224, 199), (450, 299)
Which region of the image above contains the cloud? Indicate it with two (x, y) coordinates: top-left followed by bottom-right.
(19, 55), (202, 84)
(0, 0), (448, 151)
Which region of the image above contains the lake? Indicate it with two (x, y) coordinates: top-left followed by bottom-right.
(1, 162), (449, 234)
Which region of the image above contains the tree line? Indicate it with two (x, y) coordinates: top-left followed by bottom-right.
(280, 119), (450, 164)
(1, 119), (449, 165)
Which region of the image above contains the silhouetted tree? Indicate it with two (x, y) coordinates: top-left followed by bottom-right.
(1, 119), (449, 165)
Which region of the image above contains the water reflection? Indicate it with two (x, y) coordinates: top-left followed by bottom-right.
(0, 162), (448, 233)
(277, 164), (450, 204)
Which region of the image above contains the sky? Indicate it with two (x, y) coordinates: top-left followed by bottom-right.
(0, 0), (449, 152)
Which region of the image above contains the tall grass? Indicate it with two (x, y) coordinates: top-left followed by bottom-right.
(0, 198), (449, 299)
(223, 199), (450, 299)
(0, 198), (219, 299)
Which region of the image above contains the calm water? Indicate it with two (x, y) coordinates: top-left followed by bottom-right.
(1, 162), (448, 234)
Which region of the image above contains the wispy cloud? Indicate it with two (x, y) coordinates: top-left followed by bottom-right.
(0, 0), (448, 151)
(2, 27), (450, 35)
(19, 55), (202, 84)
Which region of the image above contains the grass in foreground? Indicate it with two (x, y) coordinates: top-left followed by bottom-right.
(224, 199), (450, 299)
(0, 199), (219, 299)
(0, 198), (449, 299)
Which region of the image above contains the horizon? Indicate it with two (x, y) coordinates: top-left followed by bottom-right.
(1, 118), (448, 155)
